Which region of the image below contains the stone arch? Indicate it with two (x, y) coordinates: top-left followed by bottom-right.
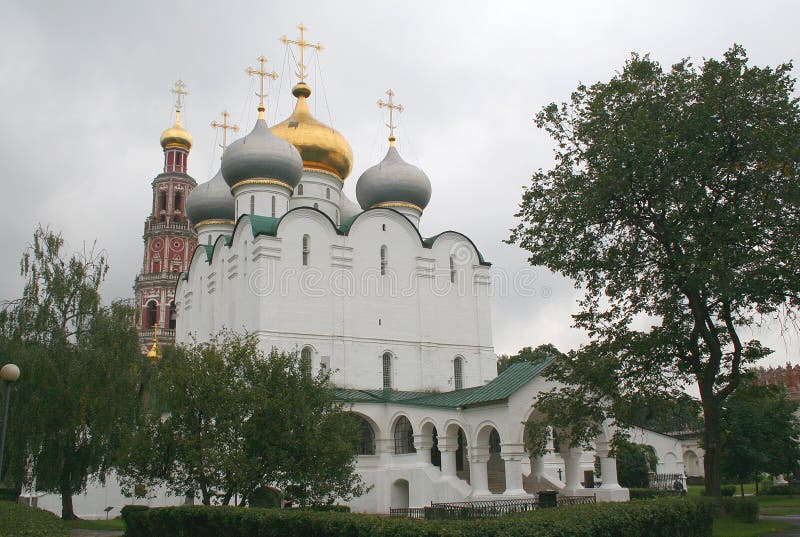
(390, 479), (410, 509)
(348, 412), (377, 456)
(419, 419), (440, 469)
(684, 450), (701, 477)
(391, 414), (416, 455)
(474, 421), (505, 494)
(444, 421), (470, 479)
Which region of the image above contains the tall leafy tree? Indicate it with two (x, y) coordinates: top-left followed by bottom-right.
(497, 344), (565, 373)
(720, 381), (800, 495)
(509, 45), (800, 496)
(118, 331), (365, 506)
(0, 227), (144, 519)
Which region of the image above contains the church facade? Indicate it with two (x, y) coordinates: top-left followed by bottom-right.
(174, 30), (631, 512)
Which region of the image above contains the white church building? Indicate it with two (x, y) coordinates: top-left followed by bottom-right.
(171, 55), (634, 511)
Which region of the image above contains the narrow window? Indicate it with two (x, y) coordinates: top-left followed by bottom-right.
(174, 191), (182, 213)
(380, 245), (388, 276)
(382, 352), (392, 389)
(450, 255), (456, 283)
(453, 356), (463, 390)
(298, 184), (304, 195)
(301, 346), (313, 376)
(302, 234), (310, 266)
(326, 188), (330, 200)
(393, 416), (416, 454)
(169, 301), (177, 330)
(382, 224), (386, 231)
(250, 195), (255, 214)
(354, 414), (376, 455)
(271, 196), (276, 217)
(314, 202), (319, 209)
(145, 300), (158, 328)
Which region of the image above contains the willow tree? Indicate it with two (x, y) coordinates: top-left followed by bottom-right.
(0, 227), (143, 518)
(509, 45), (800, 496)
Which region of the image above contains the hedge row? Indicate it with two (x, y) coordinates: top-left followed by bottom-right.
(124, 497), (713, 537)
(0, 501), (67, 537)
(760, 484), (800, 496)
(628, 488), (683, 500)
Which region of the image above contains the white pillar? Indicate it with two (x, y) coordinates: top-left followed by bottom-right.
(563, 447), (584, 495)
(596, 441), (620, 489)
(414, 434), (433, 467)
(438, 436), (458, 478)
(500, 444), (527, 495)
(469, 447), (491, 496)
(530, 455), (545, 483)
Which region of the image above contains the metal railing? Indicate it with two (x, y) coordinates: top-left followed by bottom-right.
(648, 473), (685, 491)
(389, 495), (595, 520)
(144, 220), (192, 233)
(136, 271), (182, 282)
(140, 327), (176, 339)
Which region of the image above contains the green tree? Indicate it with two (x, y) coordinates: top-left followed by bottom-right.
(612, 434), (658, 489)
(509, 45), (800, 496)
(720, 381), (800, 496)
(497, 344), (565, 373)
(118, 330), (365, 506)
(0, 227), (144, 519)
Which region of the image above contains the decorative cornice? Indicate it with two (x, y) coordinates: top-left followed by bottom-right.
(303, 162), (344, 181)
(194, 219), (235, 230)
(371, 201), (423, 213)
(231, 178), (294, 191)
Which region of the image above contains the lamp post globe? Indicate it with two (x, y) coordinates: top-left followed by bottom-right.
(0, 363), (20, 485)
(0, 364), (20, 383)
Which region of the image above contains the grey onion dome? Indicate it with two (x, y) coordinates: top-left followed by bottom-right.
(186, 169), (234, 224)
(340, 193), (362, 221)
(221, 118), (303, 189)
(355, 146), (432, 211)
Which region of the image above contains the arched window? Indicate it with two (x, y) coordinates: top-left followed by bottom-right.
(394, 416), (416, 454)
(351, 414), (376, 455)
(271, 196), (276, 217)
(301, 346), (313, 376)
(453, 356), (464, 390)
(302, 234), (310, 266)
(450, 255), (456, 283)
(169, 301), (176, 330)
(380, 245), (388, 276)
(489, 428), (501, 454)
(326, 188), (330, 200)
(250, 195), (255, 214)
(158, 191), (167, 220)
(314, 202), (319, 209)
(382, 352), (392, 389)
(298, 184), (304, 196)
(145, 300), (158, 328)
(174, 191), (182, 215)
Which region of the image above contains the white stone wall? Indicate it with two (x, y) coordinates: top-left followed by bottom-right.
(176, 208), (494, 392)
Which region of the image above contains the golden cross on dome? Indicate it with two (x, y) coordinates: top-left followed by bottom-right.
(280, 23), (323, 83)
(171, 80), (188, 112)
(210, 111), (239, 151)
(377, 89), (403, 146)
(246, 56), (278, 119)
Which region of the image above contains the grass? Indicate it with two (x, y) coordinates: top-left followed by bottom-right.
(63, 517), (125, 531)
(712, 518), (793, 537)
(0, 501), (67, 537)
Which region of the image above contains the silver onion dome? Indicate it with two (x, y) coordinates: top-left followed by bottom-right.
(221, 119), (303, 190)
(186, 169), (234, 224)
(355, 146), (432, 211)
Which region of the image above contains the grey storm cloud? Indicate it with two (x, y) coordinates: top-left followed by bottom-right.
(0, 0), (797, 366)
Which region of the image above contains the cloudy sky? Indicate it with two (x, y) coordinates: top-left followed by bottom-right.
(1, 0), (798, 366)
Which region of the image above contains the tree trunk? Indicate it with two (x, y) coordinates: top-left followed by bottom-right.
(700, 394), (723, 498)
(60, 478), (76, 520)
(740, 482), (744, 497)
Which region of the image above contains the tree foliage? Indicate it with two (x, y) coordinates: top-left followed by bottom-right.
(0, 226), (144, 519)
(497, 344), (565, 374)
(611, 434), (658, 489)
(509, 45), (800, 496)
(720, 381), (800, 490)
(118, 330), (365, 506)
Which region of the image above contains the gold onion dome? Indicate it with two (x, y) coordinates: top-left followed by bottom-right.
(271, 83), (353, 180)
(160, 111), (193, 150)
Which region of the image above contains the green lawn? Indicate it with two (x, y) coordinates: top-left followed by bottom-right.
(63, 517), (125, 531)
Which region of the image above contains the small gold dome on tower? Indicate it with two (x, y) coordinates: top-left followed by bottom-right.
(160, 110), (193, 150)
(271, 83), (353, 180)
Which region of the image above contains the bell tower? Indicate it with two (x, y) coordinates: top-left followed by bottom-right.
(134, 80), (198, 352)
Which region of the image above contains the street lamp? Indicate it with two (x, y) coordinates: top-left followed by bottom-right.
(0, 363), (20, 484)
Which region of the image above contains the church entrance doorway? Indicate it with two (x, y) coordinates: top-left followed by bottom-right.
(390, 479), (409, 509)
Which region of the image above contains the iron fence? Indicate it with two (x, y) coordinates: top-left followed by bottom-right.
(648, 473), (685, 491)
(389, 495), (596, 520)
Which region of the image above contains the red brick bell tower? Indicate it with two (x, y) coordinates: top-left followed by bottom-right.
(134, 80), (198, 352)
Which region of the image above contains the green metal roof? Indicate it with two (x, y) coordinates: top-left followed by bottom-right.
(335, 357), (554, 409)
(201, 244), (214, 262)
(249, 215), (281, 237)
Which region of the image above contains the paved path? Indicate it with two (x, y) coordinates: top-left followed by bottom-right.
(762, 515), (800, 536)
(67, 530), (124, 537)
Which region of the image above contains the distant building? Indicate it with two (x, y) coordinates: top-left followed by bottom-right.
(755, 362), (800, 400)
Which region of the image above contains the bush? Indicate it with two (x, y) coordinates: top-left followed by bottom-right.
(759, 484), (800, 496)
(120, 504), (151, 526)
(124, 497), (713, 537)
(721, 497), (758, 523)
(0, 487), (19, 503)
(721, 485), (736, 497)
(0, 501), (66, 537)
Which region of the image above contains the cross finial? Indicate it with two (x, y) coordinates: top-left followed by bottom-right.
(171, 80), (188, 113)
(280, 23), (323, 84)
(246, 55), (278, 119)
(210, 111), (240, 153)
(377, 89), (404, 146)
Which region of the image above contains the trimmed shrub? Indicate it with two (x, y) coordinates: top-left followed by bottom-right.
(124, 497), (713, 537)
(297, 504), (351, 513)
(629, 488), (682, 500)
(721, 497), (758, 523)
(120, 504), (151, 526)
(721, 485), (736, 497)
(0, 501), (66, 537)
(759, 484), (800, 496)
